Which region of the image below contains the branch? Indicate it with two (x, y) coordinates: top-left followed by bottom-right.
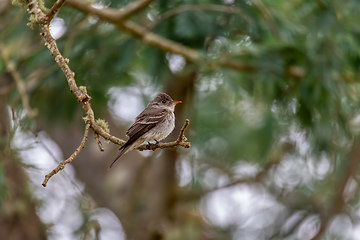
(311, 139), (360, 240)
(94, 133), (104, 151)
(42, 122), (90, 187)
(46, 0), (67, 23)
(27, 1), (86, 102)
(147, 4), (254, 29)
(63, 1), (308, 77)
(116, 0), (156, 21)
(26, 0), (125, 144)
(81, 220), (101, 240)
(0, 43), (38, 118)
(251, 0), (280, 39)
(64, 0), (257, 73)
(24, 0), (191, 186)
(137, 119), (191, 151)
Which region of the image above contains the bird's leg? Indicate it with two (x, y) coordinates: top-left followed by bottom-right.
(149, 139), (161, 151)
(154, 139), (162, 146)
(146, 140), (161, 150)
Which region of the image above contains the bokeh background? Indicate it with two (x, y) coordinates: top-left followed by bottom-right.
(1, 0), (360, 239)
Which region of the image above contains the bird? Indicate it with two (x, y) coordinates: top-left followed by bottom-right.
(108, 93), (182, 170)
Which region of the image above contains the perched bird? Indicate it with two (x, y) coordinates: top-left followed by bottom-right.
(108, 93), (182, 170)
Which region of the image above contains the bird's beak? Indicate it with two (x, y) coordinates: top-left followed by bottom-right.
(171, 101), (182, 105)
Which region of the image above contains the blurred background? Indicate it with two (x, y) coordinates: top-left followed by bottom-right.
(1, 0), (360, 239)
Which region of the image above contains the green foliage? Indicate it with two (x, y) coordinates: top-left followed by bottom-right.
(4, 0), (360, 171)
(3, 0), (360, 239)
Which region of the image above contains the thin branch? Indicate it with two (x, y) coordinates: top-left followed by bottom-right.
(26, 0), (125, 145)
(81, 220), (101, 240)
(176, 119), (190, 143)
(25, 0), (192, 187)
(42, 122), (90, 187)
(137, 119), (191, 151)
(31, 131), (91, 193)
(251, 0), (280, 39)
(0, 43), (38, 118)
(311, 139), (360, 240)
(46, 0), (67, 23)
(64, 0), (257, 74)
(27, 1), (86, 102)
(147, 4), (254, 30)
(94, 133), (104, 151)
(75, 0), (156, 22)
(116, 0), (156, 21)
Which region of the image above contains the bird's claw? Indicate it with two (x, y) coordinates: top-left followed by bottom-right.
(145, 140), (162, 151)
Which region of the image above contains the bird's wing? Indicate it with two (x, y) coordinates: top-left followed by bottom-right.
(126, 108), (168, 138)
(109, 108), (168, 169)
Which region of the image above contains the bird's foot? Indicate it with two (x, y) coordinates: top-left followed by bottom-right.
(146, 140), (161, 151)
(154, 139), (162, 148)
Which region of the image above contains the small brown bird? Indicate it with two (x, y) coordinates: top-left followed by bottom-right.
(108, 93), (182, 170)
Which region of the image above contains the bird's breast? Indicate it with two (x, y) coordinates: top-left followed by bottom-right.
(144, 112), (175, 142)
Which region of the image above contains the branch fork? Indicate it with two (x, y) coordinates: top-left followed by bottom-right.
(24, 0), (191, 187)
(141, 119), (191, 151)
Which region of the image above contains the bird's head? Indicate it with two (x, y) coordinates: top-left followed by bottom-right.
(151, 93), (182, 111)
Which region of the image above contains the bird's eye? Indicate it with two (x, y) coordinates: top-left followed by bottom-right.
(162, 100), (166, 104)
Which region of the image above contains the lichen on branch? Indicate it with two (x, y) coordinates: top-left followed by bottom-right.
(23, 0), (191, 187)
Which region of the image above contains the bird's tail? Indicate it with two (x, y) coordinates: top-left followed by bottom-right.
(107, 143), (132, 170)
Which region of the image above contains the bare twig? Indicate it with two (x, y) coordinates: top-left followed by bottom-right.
(69, 0), (156, 22)
(311, 139), (360, 240)
(251, 0), (280, 39)
(27, 1), (86, 102)
(24, 0), (191, 187)
(42, 122), (90, 187)
(116, 0), (156, 21)
(26, 0), (125, 146)
(147, 4), (254, 29)
(46, 0), (67, 23)
(0, 43), (38, 118)
(64, 0), (257, 73)
(94, 133), (104, 151)
(81, 220), (101, 240)
(137, 119), (191, 151)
